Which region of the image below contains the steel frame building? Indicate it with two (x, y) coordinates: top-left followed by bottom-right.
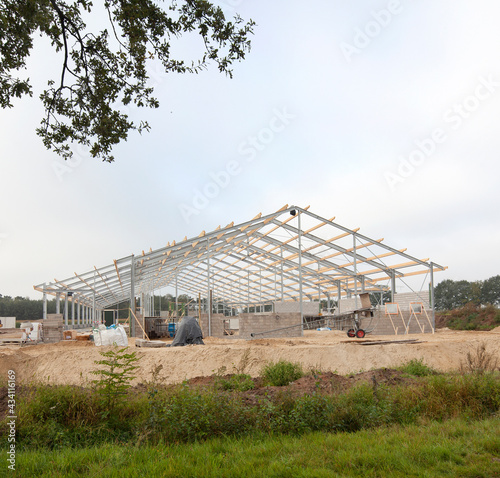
(34, 205), (446, 334)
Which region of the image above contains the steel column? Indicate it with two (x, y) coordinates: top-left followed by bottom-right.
(64, 294), (68, 327)
(430, 262), (435, 330)
(207, 239), (211, 336)
(43, 284), (47, 320)
(130, 255), (136, 337)
(353, 233), (358, 309)
(298, 211), (303, 329)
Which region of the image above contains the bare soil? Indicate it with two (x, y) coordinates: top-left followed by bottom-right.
(1, 329), (499, 387)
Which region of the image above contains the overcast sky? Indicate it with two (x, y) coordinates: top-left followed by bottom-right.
(1, 0), (499, 299)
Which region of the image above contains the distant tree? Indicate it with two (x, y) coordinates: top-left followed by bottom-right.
(0, 0), (254, 162)
(434, 279), (476, 310)
(480, 275), (500, 306)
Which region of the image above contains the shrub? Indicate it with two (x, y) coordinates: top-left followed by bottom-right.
(261, 360), (304, 386)
(398, 358), (437, 377)
(157, 386), (251, 442)
(218, 374), (255, 391)
(90, 347), (140, 419)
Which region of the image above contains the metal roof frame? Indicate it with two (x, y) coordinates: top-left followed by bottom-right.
(34, 205), (447, 311)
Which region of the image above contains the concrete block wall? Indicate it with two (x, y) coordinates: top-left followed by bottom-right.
(239, 312), (303, 339)
(199, 313), (226, 338)
(338, 297), (361, 313)
(274, 301), (319, 315)
(43, 314), (64, 343)
(362, 309), (434, 336)
(393, 292), (430, 311)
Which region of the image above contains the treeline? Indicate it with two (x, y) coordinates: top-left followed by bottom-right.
(0, 293), (197, 323)
(0, 295), (57, 323)
(435, 275), (500, 310)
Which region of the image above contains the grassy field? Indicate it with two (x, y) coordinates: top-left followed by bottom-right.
(2, 354), (499, 476)
(9, 417), (500, 477)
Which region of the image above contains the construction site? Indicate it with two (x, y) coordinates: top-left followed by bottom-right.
(4, 204), (499, 385)
(29, 205), (446, 341)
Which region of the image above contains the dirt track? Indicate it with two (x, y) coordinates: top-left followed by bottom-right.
(1, 328), (499, 386)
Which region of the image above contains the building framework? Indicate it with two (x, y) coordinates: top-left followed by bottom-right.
(33, 205), (447, 334)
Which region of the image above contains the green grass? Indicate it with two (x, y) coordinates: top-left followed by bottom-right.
(398, 358), (437, 377)
(9, 417), (500, 477)
(4, 371), (500, 450)
(261, 359), (304, 386)
(215, 373), (255, 391)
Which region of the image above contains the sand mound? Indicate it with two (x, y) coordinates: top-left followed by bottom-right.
(1, 330), (499, 386)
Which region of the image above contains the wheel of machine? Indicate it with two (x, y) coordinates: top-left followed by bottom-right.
(347, 329), (356, 338)
(356, 329), (366, 339)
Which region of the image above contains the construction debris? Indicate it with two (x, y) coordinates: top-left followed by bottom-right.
(346, 338), (422, 346)
(135, 339), (167, 348)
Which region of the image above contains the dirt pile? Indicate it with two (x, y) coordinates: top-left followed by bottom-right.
(0, 329), (499, 386)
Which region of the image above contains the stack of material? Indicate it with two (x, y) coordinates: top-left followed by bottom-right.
(43, 314), (63, 343)
(63, 330), (77, 340)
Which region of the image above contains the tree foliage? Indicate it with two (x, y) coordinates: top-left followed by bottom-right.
(435, 276), (500, 310)
(0, 0), (254, 162)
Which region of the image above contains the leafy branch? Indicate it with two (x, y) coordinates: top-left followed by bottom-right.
(0, 0), (255, 162)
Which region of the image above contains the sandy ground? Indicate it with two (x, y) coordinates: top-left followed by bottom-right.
(1, 328), (500, 386)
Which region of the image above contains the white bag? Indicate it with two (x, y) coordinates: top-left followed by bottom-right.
(94, 325), (128, 347)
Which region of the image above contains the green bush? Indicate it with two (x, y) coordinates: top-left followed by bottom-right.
(261, 360), (304, 386)
(90, 347), (140, 414)
(217, 373), (255, 391)
(398, 358), (437, 377)
(11, 383), (146, 449)
(157, 385), (252, 442)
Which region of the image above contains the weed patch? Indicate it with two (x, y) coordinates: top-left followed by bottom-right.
(261, 360), (304, 386)
(398, 358), (437, 377)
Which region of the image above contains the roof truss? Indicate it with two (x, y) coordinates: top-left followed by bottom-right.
(34, 205), (446, 308)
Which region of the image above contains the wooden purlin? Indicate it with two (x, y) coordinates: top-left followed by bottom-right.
(264, 215), (333, 255)
(94, 266), (118, 302)
(261, 227), (357, 270)
(170, 238), (318, 304)
(201, 210), (300, 280)
(276, 235), (380, 271)
(113, 260), (124, 293)
(171, 267), (273, 304)
(249, 232), (359, 285)
(357, 259), (430, 276)
(152, 235), (223, 289)
(140, 206), (296, 288)
(388, 266), (448, 279)
(73, 272), (111, 305)
(274, 218), (396, 277)
(302, 229), (359, 253)
(300, 207), (447, 271)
